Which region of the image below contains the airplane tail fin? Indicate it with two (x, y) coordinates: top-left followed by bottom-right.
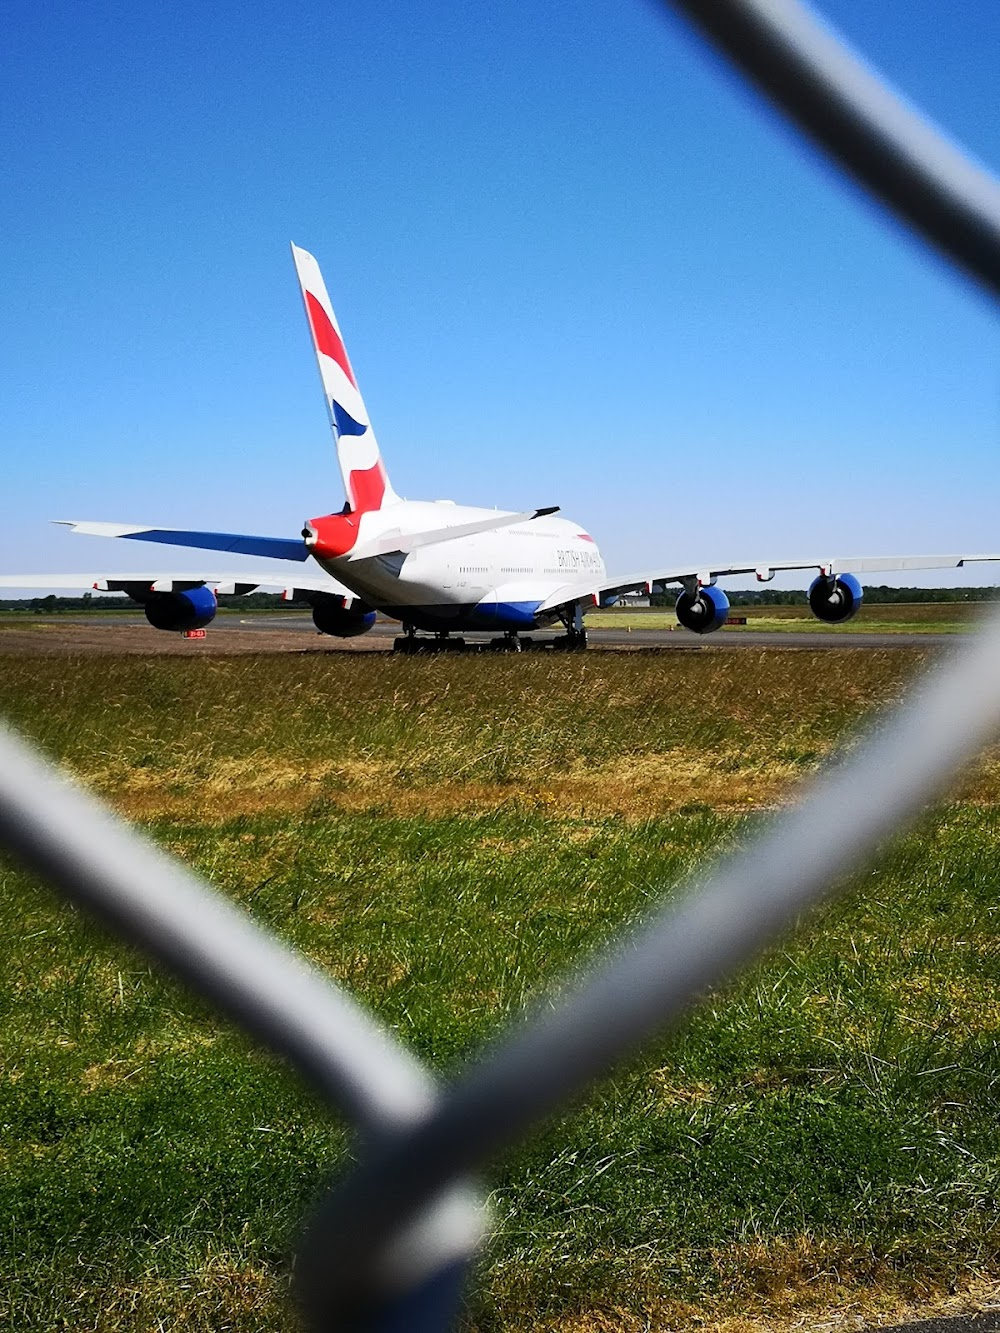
(290, 243), (399, 513)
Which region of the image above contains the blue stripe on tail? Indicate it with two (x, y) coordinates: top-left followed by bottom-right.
(332, 402), (368, 437)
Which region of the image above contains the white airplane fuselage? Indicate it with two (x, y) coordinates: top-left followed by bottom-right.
(306, 500), (606, 633)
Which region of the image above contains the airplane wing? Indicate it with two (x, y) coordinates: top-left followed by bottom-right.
(538, 552), (1000, 613)
(0, 571), (355, 599)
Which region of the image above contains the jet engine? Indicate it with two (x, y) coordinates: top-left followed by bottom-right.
(808, 572), (863, 624)
(141, 585), (217, 632)
(675, 584), (729, 634)
(311, 593), (377, 637)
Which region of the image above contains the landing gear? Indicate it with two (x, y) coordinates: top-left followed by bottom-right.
(437, 633), (466, 652)
(489, 631), (524, 652)
(392, 619), (582, 654)
(553, 602), (588, 651)
(392, 623), (420, 654)
(551, 630), (587, 651)
(392, 627), (466, 654)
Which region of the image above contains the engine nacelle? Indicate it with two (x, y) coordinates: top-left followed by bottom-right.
(311, 593), (377, 638)
(808, 572), (863, 624)
(142, 585), (217, 632)
(675, 584), (729, 634)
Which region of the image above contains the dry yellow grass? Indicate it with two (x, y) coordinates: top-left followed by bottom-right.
(69, 739), (1000, 824)
(4, 645), (962, 826)
(24, 1243), (999, 1333)
(94, 758), (805, 821)
(528, 1263), (1000, 1333)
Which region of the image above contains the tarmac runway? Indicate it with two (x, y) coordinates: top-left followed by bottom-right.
(0, 613), (957, 655)
(358, 620), (950, 651)
(881, 1313), (1000, 1333)
(166, 614), (959, 651)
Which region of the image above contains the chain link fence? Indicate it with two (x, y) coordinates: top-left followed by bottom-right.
(3, 1), (1000, 1328)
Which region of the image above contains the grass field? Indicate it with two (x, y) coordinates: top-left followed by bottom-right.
(586, 603), (987, 633)
(2, 649), (1000, 1331)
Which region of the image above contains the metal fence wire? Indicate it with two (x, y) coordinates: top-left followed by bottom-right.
(3, 1), (1000, 1329)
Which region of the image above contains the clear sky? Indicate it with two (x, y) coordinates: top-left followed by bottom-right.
(2, 0), (999, 590)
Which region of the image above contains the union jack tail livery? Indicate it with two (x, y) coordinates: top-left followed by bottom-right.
(291, 243), (399, 514)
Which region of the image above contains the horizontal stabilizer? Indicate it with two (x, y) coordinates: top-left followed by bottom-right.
(347, 507), (559, 561)
(55, 520), (309, 563)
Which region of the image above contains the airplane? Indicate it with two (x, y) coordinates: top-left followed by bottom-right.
(3, 243), (1000, 652)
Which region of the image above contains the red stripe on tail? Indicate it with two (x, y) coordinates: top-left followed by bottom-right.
(305, 292), (357, 388)
(349, 463), (387, 513)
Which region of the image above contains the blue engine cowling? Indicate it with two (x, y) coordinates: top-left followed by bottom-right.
(675, 584), (729, 634)
(808, 572), (863, 624)
(143, 585), (217, 632)
(311, 593), (377, 638)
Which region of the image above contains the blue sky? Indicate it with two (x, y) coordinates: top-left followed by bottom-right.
(2, 0), (999, 589)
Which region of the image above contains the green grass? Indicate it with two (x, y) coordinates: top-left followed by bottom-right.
(587, 602), (986, 633)
(0, 650), (944, 819)
(1, 652), (1000, 1330)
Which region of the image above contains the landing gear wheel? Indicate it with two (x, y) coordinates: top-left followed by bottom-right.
(489, 632), (525, 652)
(394, 624), (420, 654)
(553, 602), (588, 651)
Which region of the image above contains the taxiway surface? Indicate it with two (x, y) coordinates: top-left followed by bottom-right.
(0, 614), (957, 655)
(232, 616), (954, 649)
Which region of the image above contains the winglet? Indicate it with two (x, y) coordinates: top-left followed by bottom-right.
(54, 520), (150, 537)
